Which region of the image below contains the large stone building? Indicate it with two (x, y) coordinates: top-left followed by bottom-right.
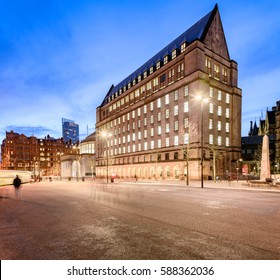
(1, 131), (79, 177)
(95, 5), (242, 181)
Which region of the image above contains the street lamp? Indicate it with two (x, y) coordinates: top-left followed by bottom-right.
(196, 95), (209, 188)
(101, 131), (112, 183)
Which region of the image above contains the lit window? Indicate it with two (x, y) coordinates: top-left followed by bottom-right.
(157, 98), (161, 108)
(166, 137), (170, 147)
(138, 108), (141, 116)
(153, 77), (158, 87)
(209, 134), (213, 145)
(209, 103), (214, 114)
(138, 75), (142, 83)
(174, 121), (179, 131)
(217, 136), (222, 146)
(218, 90), (222, 101)
(184, 101), (189, 113)
(209, 119), (213, 129)
(205, 58), (211, 76)
(209, 87), (213, 98)
(150, 66), (154, 74)
(143, 71), (148, 79)
(144, 142), (148, 151)
(158, 139), (161, 148)
(144, 105), (147, 114)
(164, 55), (169, 65)
(151, 140), (154, 149)
(218, 121), (222, 131)
(184, 133), (189, 144)
(150, 115), (154, 124)
(214, 64), (220, 80)
(150, 102), (154, 111)
(174, 105), (179, 116)
(184, 118), (189, 128)
(172, 49), (177, 59)
(226, 93), (230, 104)
(180, 42), (186, 53)
(226, 137), (230, 147)
(158, 126), (162, 135)
(157, 112), (161, 121)
(174, 135), (179, 146)
(226, 123), (230, 133)
(174, 90), (179, 100)
(156, 61), (161, 70)
(226, 108), (230, 118)
(217, 106), (222, 116)
(166, 123), (170, 133)
(165, 94), (170, 104)
(184, 85), (189, 96)
(147, 81), (152, 90)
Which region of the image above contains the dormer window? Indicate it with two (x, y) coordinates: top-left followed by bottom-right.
(119, 88), (122, 95)
(156, 61), (161, 70)
(132, 79), (136, 86)
(123, 85), (126, 92)
(137, 74), (142, 83)
(128, 82), (131, 89)
(149, 66), (154, 74)
(172, 49), (177, 59)
(163, 55), (169, 65)
(180, 42), (186, 53)
(143, 71), (148, 79)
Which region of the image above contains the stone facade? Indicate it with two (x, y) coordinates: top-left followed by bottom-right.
(95, 5), (242, 181)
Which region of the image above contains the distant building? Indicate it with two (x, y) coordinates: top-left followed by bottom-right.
(242, 100), (280, 175)
(62, 118), (79, 144)
(61, 132), (96, 178)
(1, 131), (79, 176)
(95, 5), (242, 181)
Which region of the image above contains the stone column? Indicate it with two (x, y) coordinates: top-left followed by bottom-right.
(260, 135), (270, 181)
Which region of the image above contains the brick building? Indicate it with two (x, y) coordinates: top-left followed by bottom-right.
(95, 5), (242, 181)
(1, 131), (79, 177)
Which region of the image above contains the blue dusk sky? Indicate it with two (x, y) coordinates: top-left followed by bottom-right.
(0, 0), (280, 144)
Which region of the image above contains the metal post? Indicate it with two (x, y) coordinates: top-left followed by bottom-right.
(201, 101), (204, 188)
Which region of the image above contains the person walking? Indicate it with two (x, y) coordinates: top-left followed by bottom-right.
(13, 175), (22, 199)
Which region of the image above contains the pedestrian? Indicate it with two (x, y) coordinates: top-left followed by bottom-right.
(13, 175), (22, 199)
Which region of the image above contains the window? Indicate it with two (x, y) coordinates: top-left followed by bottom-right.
(157, 98), (161, 108)
(205, 58), (211, 75)
(174, 136), (179, 146)
(150, 66), (154, 74)
(158, 139), (161, 148)
(217, 121), (222, 131)
(165, 94), (170, 104)
(143, 71), (148, 79)
(217, 106), (222, 116)
(226, 137), (230, 147)
(226, 93), (230, 104)
(174, 90), (178, 100)
(153, 77), (158, 87)
(184, 85), (189, 96)
(150, 102), (154, 111)
(166, 123), (170, 133)
(214, 64), (220, 80)
(184, 118), (189, 128)
(165, 153), (169, 160)
(181, 42), (186, 53)
(147, 81), (152, 90)
(172, 49), (177, 59)
(209, 87), (214, 98)
(184, 101), (189, 113)
(166, 108), (170, 119)
(222, 67), (228, 83)
(174, 152), (179, 159)
(226, 122), (230, 133)
(151, 140), (154, 149)
(174, 105), (179, 116)
(217, 136), (222, 146)
(164, 55), (169, 65)
(156, 61), (161, 70)
(218, 90), (222, 101)
(174, 120), (179, 131)
(226, 108), (230, 118)
(209, 119), (213, 129)
(184, 133), (189, 144)
(150, 115), (154, 124)
(209, 134), (213, 145)
(157, 112), (161, 121)
(151, 128), (154, 137)
(209, 103), (214, 114)
(166, 137), (170, 147)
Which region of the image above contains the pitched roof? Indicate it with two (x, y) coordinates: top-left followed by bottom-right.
(100, 4), (218, 107)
